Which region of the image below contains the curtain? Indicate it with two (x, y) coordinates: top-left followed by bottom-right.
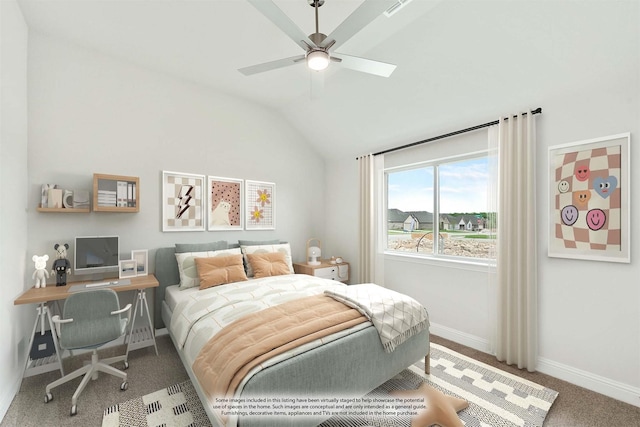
(358, 154), (385, 284)
(488, 113), (538, 371)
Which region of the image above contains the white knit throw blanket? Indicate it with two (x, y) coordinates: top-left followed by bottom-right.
(325, 283), (429, 352)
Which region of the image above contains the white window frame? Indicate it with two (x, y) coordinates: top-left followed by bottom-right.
(383, 150), (493, 267)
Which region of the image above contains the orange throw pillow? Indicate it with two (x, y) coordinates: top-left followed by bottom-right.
(195, 254), (247, 289)
(247, 252), (291, 278)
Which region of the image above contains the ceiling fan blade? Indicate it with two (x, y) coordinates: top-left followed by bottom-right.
(320, 0), (396, 50)
(239, 55), (306, 76)
(332, 53), (396, 77)
(247, 0), (317, 51)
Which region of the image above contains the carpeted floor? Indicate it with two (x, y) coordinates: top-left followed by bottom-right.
(2, 334), (639, 426)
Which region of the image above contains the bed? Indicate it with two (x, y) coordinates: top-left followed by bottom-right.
(154, 243), (430, 427)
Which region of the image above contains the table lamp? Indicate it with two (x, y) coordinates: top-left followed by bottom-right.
(306, 238), (322, 266)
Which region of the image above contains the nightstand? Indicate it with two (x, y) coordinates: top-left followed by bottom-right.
(293, 260), (350, 283)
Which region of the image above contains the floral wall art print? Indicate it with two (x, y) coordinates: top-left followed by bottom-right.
(162, 171), (205, 232)
(245, 180), (275, 230)
(548, 133), (629, 262)
(208, 176), (243, 231)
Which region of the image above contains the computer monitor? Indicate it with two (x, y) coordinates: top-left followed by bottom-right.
(74, 236), (119, 280)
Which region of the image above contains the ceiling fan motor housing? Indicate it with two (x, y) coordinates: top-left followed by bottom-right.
(309, 32), (328, 46)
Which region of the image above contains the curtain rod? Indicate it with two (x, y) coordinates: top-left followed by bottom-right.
(358, 107), (542, 159)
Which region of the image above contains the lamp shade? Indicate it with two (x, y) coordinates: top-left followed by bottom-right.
(307, 50), (330, 71)
(306, 238), (322, 265)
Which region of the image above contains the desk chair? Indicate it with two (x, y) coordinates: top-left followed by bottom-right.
(44, 289), (131, 416)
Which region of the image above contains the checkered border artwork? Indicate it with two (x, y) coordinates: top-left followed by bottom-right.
(548, 133), (630, 262)
(207, 176), (244, 231)
(162, 171), (206, 232)
(245, 180), (276, 230)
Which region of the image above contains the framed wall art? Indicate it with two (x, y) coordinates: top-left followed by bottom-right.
(548, 133), (630, 263)
(162, 171), (205, 232)
(131, 249), (148, 276)
(208, 176), (243, 231)
(245, 180), (275, 230)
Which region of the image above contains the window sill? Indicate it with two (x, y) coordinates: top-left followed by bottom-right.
(383, 251), (495, 273)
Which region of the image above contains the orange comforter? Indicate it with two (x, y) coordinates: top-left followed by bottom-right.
(192, 294), (367, 400)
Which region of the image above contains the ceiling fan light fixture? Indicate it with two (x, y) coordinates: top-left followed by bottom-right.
(307, 50), (330, 71)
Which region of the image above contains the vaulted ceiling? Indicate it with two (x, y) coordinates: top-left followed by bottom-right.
(17, 0), (636, 160)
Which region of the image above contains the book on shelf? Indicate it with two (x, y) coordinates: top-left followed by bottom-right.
(117, 181), (128, 207)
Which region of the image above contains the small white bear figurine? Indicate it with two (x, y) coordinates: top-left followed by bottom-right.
(32, 255), (50, 288)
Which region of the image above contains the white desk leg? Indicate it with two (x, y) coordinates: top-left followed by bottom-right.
(23, 303), (64, 378)
(125, 289), (158, 358)
(45, 304), (64, 374)
(140, 290), (158, 356)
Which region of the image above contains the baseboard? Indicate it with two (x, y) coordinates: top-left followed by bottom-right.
(429, 322), (490, 354)
(537, 356), (640, 408)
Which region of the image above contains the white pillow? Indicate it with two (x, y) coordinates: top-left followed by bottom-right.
(241, 243), (294, 278)
(176, 248), (242, 289)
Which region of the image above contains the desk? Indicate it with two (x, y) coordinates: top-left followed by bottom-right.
(14, 274), (159, 378)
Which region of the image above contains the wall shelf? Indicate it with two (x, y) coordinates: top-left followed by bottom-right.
(93, 173), (139, 212)
(37, 206), (90, 213)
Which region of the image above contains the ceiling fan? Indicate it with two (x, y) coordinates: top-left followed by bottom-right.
(239, 0), (397, 78)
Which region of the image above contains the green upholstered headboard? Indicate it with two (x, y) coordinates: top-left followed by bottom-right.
(152, 240), (284, 329)
(153, 247), (179, 330)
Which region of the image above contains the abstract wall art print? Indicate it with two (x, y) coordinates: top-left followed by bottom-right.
(162, 171), (205, 232)
(245, 180), (275, 230)
(207, 176), (243, 231)
(548, 133), (630, 262)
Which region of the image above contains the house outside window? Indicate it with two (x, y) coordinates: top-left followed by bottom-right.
(385, 153), (495, 262)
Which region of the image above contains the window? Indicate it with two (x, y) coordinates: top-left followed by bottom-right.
(385, 153), (495, 261)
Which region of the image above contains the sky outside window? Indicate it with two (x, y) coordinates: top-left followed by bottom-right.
(388, 157), (488, 214)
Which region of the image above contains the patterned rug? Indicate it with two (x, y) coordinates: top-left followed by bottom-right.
(103, 343), (558, 427)
(102, 381), (210, 427)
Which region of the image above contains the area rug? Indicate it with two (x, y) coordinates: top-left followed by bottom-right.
(102, 380), (211, 427)
(319, 343), (558, 427)
(103, 343), (558, 427)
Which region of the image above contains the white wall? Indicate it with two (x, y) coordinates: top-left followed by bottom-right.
(26, 33), (327, 265)
(1, 31), (329, 420)
(0, 0), (29, 420)
(325, 4), (640, 407)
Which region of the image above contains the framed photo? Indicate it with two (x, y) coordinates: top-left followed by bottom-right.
(119, 259), (137, 279)
(548, 133), (630, 263)
(162, 171), (205, 232)
(131, 249), (148, 276)
(245, 180), (276, 230)
(207, 176), (244, 231)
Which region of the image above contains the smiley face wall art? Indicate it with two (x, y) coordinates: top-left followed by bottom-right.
(548, 133), (629, 263)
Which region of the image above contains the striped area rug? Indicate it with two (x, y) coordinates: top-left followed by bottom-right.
(103, 343), (558, 427)
(320, 343), (558, 427)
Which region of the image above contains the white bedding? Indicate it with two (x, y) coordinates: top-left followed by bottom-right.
(166, 273), (429, 427)
(169, 274), (367, 367)
(169, 274), (374, 427)
(164, 284), (196, 312)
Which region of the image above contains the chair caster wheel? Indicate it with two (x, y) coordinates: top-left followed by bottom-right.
(123, 361), (129, 370)
(44, 392), (53, 403)
(120, 381), (128, 391)
(70, 405), (77, 416)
